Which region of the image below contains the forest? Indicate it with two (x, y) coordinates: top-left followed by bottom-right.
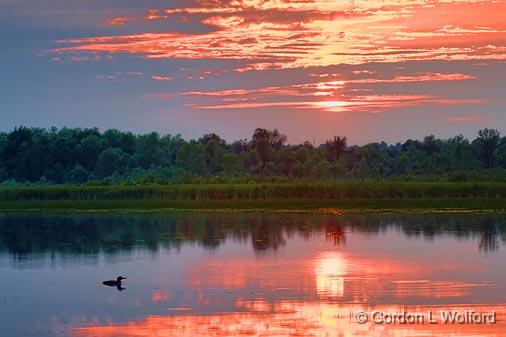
(1, 126), (505, 185)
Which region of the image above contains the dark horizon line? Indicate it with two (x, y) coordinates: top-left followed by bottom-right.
(2, 125), (503, 147)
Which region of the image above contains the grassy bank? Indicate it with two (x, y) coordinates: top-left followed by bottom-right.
(1, 182), (506, 200)
(0, 182), (505, 211)
(0, 198), (504, 213)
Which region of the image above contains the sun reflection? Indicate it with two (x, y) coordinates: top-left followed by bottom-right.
(71, 303), (506, 337)
(315, 252), (347, 298)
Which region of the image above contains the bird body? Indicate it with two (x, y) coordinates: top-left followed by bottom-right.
(102, 276), (126, 287)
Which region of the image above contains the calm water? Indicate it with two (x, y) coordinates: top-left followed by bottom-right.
(1, 212), (506, 337)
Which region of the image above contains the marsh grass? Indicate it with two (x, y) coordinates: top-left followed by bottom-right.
(0, 182), (504, 211)
(0, 181), (505, 201)
(0, 198), (504, 212)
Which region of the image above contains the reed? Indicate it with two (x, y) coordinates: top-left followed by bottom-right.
(0, 197), (504, 211)
(1, 181), (506, 201)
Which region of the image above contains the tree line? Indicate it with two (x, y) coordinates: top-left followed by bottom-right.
(0, 126), (505, 184)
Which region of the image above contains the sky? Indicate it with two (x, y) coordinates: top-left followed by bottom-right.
(1, 0), (505, 144)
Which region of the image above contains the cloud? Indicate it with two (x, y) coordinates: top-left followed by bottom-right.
(345, 72), (476, 84)
(449, 115), (488, 123)
(160, 72), (483, 112)
(152, 75), (173, 81)
(157, 71), (480, 113)
(105, 16), (131, 26)
(52, 0), (506, 69)
(185, 95), (485, 114)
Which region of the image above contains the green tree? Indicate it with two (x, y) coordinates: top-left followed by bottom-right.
(222, 153), (241, 177)
(474, 128), (500, 168)
(176, 142), (208, 176)
(324, 136), (347, 163)
(94, 148), (129, 178)
(255, 139), (272, 176)
(497, 137), (506, 168)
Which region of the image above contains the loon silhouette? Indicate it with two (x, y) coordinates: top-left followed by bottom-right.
(103, 276), (126, 288)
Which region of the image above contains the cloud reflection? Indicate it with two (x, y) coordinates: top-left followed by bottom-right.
(71, 303), (506, 337)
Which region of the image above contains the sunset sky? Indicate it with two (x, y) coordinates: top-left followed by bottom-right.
(1, 0), (505, 144)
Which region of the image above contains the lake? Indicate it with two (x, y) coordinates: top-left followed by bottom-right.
(1, 211), (506, 336)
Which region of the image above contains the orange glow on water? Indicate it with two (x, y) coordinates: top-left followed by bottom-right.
(151, 290), (170, 303)
(71, 303), (506, 337)
(58, 220), (506, 337)
(315, 252), (347, 297)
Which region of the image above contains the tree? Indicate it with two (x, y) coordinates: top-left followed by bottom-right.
(199, 133), (226, 147)
(324, 136), (347, 163)
(68, 164), (90, 184)
(77, 134), (103, 171)
(176, 142), (208, 176)
(252, 128), (287, 149)
(269, 129), (287, 150)
(94, 148), (129, 178)
(255, 139), (272, 176)
(0, 126), (505, 184)
(136, 132), (161, 169)
(422, 135), (441, 156)
(252, 128), (269, 145)
(222, 153), (241, 177)
(204, 139), (224, 175)
(497, 137), (506, 168)
(446, 135), (478, 170)
(474, 128), (500, 168)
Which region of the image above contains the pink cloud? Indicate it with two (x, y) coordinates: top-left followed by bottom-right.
(449, 115), (488, 123)
(105, 16), (131, 26)
(52, 1), (506, 69)
(152, 75), (173, 81)
(185, 95), (485, 114)
(152, 71), (483, 113)
(70, 55), (89, 61)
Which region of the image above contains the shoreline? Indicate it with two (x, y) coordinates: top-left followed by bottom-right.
(0, 197), (504, 213)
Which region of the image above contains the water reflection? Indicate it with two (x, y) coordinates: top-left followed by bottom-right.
(315, 252), (346, 298)
(71, 303), (506, 337)
(1, 213), (506, 258)
(1, 212), (506, 337)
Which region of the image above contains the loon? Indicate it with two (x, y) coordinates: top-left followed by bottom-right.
(103, 276), (126, 288)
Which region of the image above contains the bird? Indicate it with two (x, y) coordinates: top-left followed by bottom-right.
(102, 276), (126, 288)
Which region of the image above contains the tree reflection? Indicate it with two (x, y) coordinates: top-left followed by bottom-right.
(0, 213), (505, 258)
(324, 218), (345, 247)
(478, 218), (499, 253)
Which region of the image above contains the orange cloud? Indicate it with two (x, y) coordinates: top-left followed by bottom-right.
(152, 75), (173, 81)
(186, 95), (484, 114)
(449, 115), (488, 123)
(105, 16), (131, 26)
(157, 72), (481, 113)
(54, 1), (506, 69)
(348, 72), (476, 84)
